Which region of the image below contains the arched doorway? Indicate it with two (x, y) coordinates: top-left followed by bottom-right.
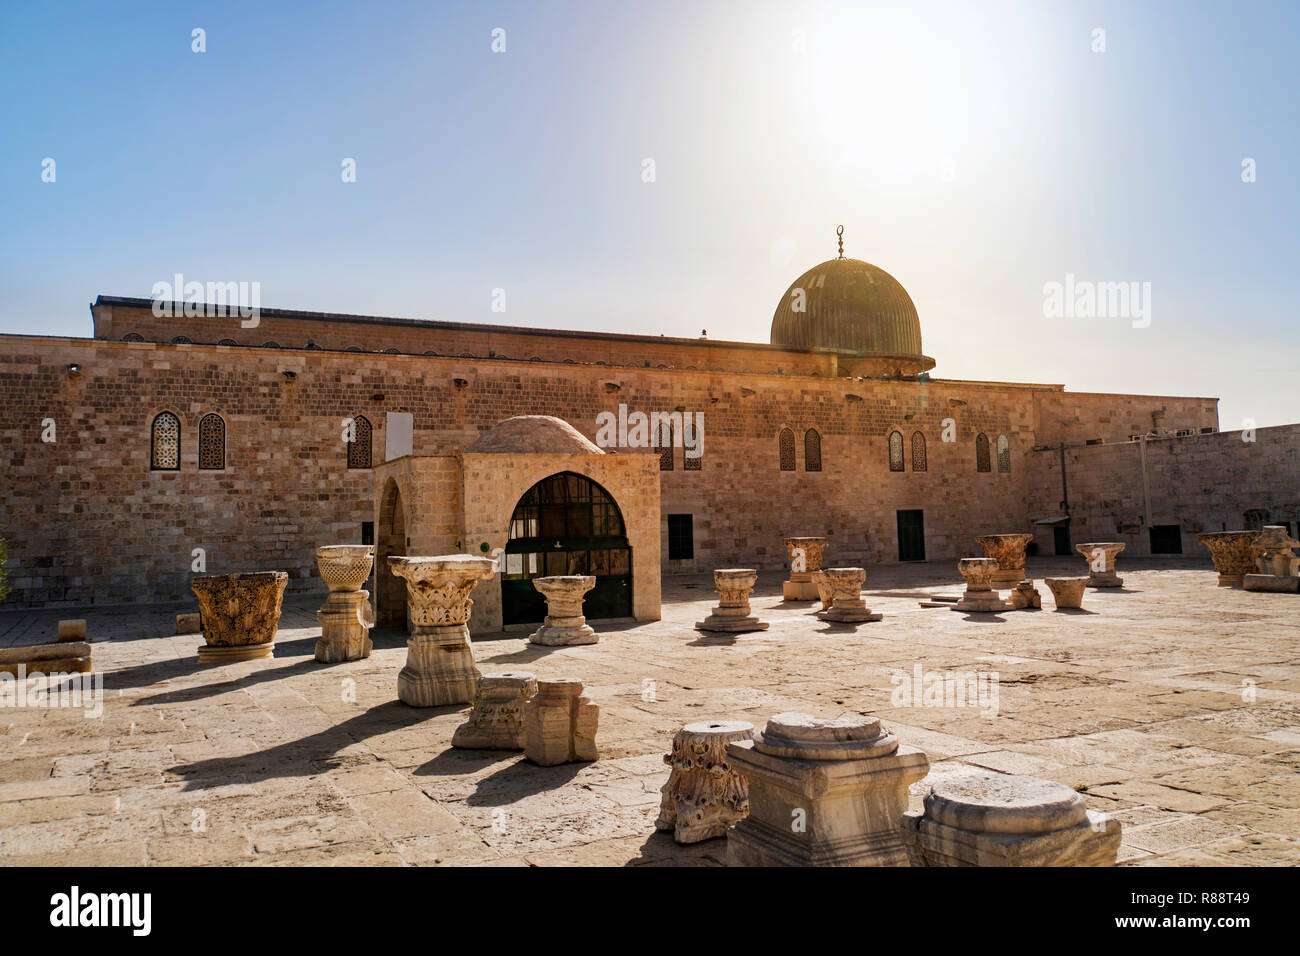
(501, 472), (633, 625)
(376, 478), (407, 628)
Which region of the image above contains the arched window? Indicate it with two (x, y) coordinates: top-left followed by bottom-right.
(996, 434), (1011, 473)
(171, 336), (192, 345)
(347, 415), (372, 469)
(976, 433), (991, 472)
(151, 412), (180, 471)
(683, 418), (702, 471)
(198, 413), (226, 470)
(779, 428), (796, 471)
(911, 431), (927, 472)
(657, 422), (674, 471)
(804, 428), (822, 472)
(261, 341), (280, 349)
(122, 332), (144, 342)
(888, 430), (905, 472)
(217, 339), (238, 347)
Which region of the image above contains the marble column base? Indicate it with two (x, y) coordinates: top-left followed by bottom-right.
(782, 573), (819, 601)
(398, 622), (481, 707)
(315, 590), (374, 663)
(1243, 574), (1300, 593)
(816, 604), (883, 623)
(726, 713), (929, 867)
(529, 616), (598, 646)
(453, 671), (537, 749)
(696, 608), (769, 632)
(198, 642), (273, 664)
(904, 771), (1121, 866)
(524, 679), (599, 766)
(952, 590), (1011, 613)
(1009, 581), (1042, 610)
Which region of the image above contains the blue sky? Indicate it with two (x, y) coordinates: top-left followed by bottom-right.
(2, 0), (1296, 427)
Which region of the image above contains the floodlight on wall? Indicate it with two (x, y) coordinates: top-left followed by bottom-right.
(281, 370), (297, 380)
(604, 382), (621, 392)
(66, 363), (81, 376)
(453, 378), (468, 389)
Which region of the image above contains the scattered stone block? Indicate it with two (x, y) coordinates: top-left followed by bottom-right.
(56, 620), (86, 642)
(453, 671), (537, 750)
(0, 642), (93, 676)
(175, 613), (201, 635)
(524, 679), (599, 766)
(1044, 577), (1088, 609)
(1242, 526), (1300, 592)
(1075, 541), (1126, 587)
(656, 720), (754, 843)
(952, 558), (1011, 613)
(815, 567), (883, 623)
(314, 545), (375, 662)
(976, 533), (1034, 589)
(812, 570), (832, 611)
(781, 536), (826, 601)
(1009, 580), (1042, 610)
(388, 555), (496, 706)
(191, 571), (288, 663)
(904, 770), (1121, 866)
(696, 569), (769, 632)
(529, 575), (598, 645)
(726, 712), (929, 866)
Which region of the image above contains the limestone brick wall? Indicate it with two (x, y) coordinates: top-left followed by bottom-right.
(1026, 425), (1300, 557)
(1032, 390), (1218, 446)
(92, 301), (833, 378)
(0, 332), (1229, 607)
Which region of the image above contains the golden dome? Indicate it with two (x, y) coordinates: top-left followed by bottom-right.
(770, 232), (934, 376)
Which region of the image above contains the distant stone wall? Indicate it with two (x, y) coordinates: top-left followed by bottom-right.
(1026, 426), (1300, 557)
(0, 333), (1227, 607)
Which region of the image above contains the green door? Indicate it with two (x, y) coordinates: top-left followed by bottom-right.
(897, 509), (925, 561)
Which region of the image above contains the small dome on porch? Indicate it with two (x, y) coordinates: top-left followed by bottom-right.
(465, 415), (604, 455)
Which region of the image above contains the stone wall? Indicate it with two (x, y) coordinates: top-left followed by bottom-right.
(0, 332), (1232, 607)
(1025, 425), (1300, 556)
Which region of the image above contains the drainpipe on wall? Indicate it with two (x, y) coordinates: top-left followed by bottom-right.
(1138, 436), (1153, 528)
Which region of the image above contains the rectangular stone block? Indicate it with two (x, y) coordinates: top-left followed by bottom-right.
(57, 620), (86, 641)
(0, 642), (93, 676)
(175, 612), (202, 634)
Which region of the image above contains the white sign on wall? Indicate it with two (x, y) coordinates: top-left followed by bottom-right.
(386, 411), (413, 461)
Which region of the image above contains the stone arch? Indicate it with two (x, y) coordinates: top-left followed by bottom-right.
(122, 332), (144, 342)
(217, 338), (238, 347)
(976, 433), (991, 472)
(375, 477), (408, 628)
(501, 471), (632, 625)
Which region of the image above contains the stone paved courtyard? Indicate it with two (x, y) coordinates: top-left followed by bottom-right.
(1, 556), (1297, 867)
